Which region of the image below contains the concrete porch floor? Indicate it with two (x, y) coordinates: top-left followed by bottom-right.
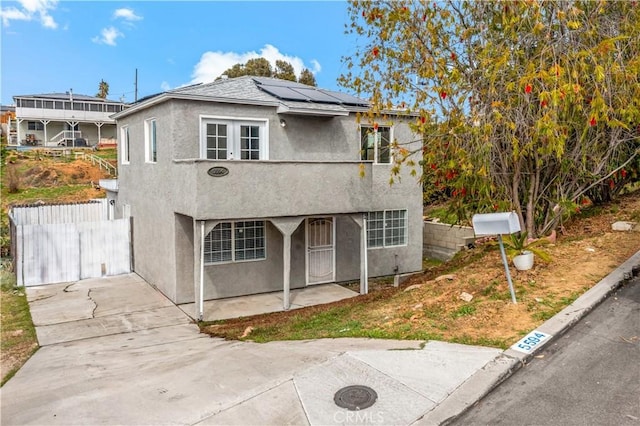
(178, 284), (359, 321)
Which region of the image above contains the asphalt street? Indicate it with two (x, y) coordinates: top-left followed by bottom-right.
(453, 277), (640, 426)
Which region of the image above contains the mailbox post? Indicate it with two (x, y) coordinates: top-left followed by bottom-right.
(472, 212), (521, 304)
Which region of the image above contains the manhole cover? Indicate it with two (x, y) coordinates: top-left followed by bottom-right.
(334, 385), (378, 410)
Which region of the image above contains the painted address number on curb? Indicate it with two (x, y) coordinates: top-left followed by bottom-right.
(510, 330), (552, 354)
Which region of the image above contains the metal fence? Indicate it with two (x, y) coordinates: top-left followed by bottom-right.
(9, 201), (131, 287)
(10, 200), (108, 225)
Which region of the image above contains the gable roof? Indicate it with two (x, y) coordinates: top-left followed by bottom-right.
(113, 76), (369, 119)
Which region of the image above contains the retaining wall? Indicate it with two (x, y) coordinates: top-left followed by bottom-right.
(423, 221), (476, 261)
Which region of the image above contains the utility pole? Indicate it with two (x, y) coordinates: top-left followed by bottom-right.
(134, 68), (138, 102)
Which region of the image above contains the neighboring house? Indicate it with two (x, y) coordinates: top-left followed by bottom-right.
(11, 92), (127, 147)
(1, 105), (16, 144)
(109, 76), (423, 318)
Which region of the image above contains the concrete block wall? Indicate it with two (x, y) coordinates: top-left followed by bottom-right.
(423, 221), (475, 261)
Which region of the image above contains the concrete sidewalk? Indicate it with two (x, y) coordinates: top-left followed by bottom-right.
(1, 250), (638, 425)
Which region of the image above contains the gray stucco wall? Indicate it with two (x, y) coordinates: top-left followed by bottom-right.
(201, 221), (286, 299)
(118, 101), (181, 301)
(116, 97), (424, 303)
(170, 99), (357, 161)
(174, 213), (195, 302)
(182, 213), (422, 302)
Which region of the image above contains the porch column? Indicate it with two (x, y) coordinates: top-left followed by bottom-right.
(66, 121), (79, 147)
(17, 118), (22, 146)
(193, 220), (219, 321)
(40, 120), (50, 145)
(95, 122), (104, 146)
(271, 217), (304, 310)
(193, 220), (204, 321)
(350, 214), (368, 295)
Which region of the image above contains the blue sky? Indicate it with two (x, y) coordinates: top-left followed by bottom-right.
(0, 0), (357, 105)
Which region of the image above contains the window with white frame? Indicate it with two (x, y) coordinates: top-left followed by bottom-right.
(204, 221), (266, 264)
(205, 123), (227, 160)
(360, 126), (391, 164)
(201, 118), (267, 160)
(145, 118), (157, 163)
(120, 126), (130, 164)
(240, 125), (260, 160)
(366, 209), (407, 248)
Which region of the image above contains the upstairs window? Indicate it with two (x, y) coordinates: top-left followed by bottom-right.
(201, 117), (267, 160)
(240, 125), (260, 160)
(120, 126), (130, 165)
(360, 125), (391, 164)
(145, 118), (157, 163)
(19, 99), (35, 108)
(366, 209), (407, 248)
(205, 123), (227, 160)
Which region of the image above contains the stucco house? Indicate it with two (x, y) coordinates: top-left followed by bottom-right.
(11, 92), (127, 147)
(109, 76), (423, 319)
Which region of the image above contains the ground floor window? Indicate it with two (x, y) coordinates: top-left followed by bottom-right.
(366, 210), (407, 248)
(27, 121), (44, 131)
(204, 220), (266, 264)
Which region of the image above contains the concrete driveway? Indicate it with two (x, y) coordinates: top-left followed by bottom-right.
(0, 273), (507, 426)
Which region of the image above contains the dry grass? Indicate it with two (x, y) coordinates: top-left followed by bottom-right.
(201, 191), (640, 348)
(1, 268), (38, 386)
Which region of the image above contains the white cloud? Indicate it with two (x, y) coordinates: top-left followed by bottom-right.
(310, 59), (322, 74)
(92, 26), (123, 46)
(0, 7), (30, 26)
(113, 8), (142, 22)
(190, 44), (321, 85)
(160, 81), (171, 91)
(0, 0), (58, 28)
(40, 12), (55, 28)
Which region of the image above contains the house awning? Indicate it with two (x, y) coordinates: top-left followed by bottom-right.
(277, 102), (349, 117)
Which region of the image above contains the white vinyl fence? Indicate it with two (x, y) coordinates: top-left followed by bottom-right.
(10, 201), (131, 287)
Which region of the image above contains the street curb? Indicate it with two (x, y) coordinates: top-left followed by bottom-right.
(418, 249), (640, 426)
(413, 354), (521, 426)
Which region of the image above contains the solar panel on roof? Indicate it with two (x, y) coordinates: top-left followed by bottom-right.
(253, 77), (369, 106)
(292, 87), (343, 103)
(258, 85), (310, 102)
(253, 77), (307, 88)
(319, 90), (368, 106)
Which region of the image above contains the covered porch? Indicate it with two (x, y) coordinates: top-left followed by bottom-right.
(178, 283), (358, 321)
(190, 214), (369, 321)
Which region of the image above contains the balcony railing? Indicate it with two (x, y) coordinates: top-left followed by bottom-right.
(50, 130), (82, 144)
(15, 106), (117, 122)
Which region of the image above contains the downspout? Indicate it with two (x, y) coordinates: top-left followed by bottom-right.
(199, 220), (205, 321)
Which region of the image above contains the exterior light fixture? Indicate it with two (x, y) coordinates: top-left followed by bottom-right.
(280, 119), (287, 128)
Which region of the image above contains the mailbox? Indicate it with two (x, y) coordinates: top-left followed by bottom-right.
(471, 211), (522, 304)
(472, 212), (521, 236)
